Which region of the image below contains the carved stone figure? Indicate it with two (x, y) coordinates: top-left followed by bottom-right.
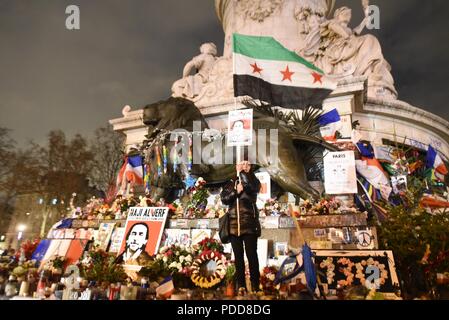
(171, 43), (218, 99)
(298, 2), (398, 99)
(142, 97), (338, 201)
(216, 0), (334, 57)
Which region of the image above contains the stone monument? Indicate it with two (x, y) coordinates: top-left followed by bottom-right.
(111, 0), (449, 163)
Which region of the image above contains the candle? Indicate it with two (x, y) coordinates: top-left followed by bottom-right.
(19, 281), (30, 297)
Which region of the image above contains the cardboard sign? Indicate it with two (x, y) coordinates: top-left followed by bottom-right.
(227, 108), (253, 146)
(255, 172), (271, 209)
(109, 227), (125, 253)
(355, 229), (375, 250)
(162, 229), (191, 247)
(323, 151), (357, 194)
(313, 250), (400, 294)
(117, 207), (169, 267)
(94, 223), (115, 251)
(191, 229), (212, 245)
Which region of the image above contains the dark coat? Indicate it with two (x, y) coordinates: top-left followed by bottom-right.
(220, 171), (261, 237)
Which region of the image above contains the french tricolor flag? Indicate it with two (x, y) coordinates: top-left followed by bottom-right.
(156, 276), (174, 299)
(426, 145), (448, 179)
(116, 155), (144, 193)
(318, 108), (341, 141)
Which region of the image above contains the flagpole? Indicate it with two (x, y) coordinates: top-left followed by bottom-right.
(232, 33), (242, 165)
(232, 34), (242, 237)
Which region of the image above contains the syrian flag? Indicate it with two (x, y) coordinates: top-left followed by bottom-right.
(426, 145), (448, 181)
(356, 158), (390, 190)
(233, 33), (336, 108)
(318, 108), (342, 141)
(116, 155), (144, 194)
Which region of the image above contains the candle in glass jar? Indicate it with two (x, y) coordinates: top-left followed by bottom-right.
(19, 281), (30, 296)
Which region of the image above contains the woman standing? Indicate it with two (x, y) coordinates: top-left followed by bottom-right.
(220, 161), (261, 295)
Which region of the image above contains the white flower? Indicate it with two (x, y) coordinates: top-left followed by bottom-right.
(268, 274), (275, 281)
(169, 262), (177, 269)
(163, 256), (168, 263)
(179, 255), (185, 263)
(185, 255), (192, 262)
(160, 246), (168, 254)
(176, 262), (182, 270)
(176, 251), (180, 256)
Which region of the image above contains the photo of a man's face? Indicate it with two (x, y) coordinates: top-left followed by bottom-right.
(126, 223), (149, 252)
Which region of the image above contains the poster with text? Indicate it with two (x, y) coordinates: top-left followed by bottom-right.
(323, 151), (357, 194)
(227, 108), (253, 146)
(255, 171), (271, 209)
(117, 207), (169, 268)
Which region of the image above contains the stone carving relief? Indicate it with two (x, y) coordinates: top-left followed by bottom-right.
(236, 0), (284, 22)
(296, 0), (398, 99)
(174, 56), (234, 108)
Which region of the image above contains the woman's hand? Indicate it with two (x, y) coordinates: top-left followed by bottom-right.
(236, 183), (244, 194)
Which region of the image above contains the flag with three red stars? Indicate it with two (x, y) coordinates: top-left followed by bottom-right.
(233, 33), (337, 108)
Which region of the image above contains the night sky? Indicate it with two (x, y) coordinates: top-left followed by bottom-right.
(1, 0), (448, 146)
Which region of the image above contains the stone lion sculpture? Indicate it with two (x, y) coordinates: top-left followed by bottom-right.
(142, 97), (338, 201)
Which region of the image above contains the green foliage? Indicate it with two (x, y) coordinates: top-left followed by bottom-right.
(225, 263), (236, 284)
(79, 249), (127, 284)
(51, 256), (66, 269)
(138, 259), (170, 282)
(377, 175), (449, 297)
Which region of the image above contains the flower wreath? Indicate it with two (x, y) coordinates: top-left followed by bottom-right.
(190, 251), (227, 289)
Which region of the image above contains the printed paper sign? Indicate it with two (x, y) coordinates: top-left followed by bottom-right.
(117, 207), (169, 267)
(94, 223), (115, 251)
(355, 229), (375, 250)
(191, 229), (212, 245)
(109, 227), (125, 253)
(323, 151), (357, 194)
(162, 229), (191, 247)
(227, 108), (253, 146)
(255, 172), (271, 209)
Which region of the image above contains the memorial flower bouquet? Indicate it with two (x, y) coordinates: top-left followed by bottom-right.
(260, 266), (280, 294)
(260, 199), (282, 216)
(156, 245), (194, 274)
(19, 239), (40, 260)
(140, 244), (195, 288)
(299, 198), (343, 215)
(185, 177), (209, 218)
(79, 249), (127, 283)
(195, 237), (224, 255)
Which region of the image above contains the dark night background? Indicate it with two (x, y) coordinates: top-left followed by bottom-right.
(1, 0), (448, 145)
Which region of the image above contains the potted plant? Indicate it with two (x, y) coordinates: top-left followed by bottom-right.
(224, 263), (236, 297)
